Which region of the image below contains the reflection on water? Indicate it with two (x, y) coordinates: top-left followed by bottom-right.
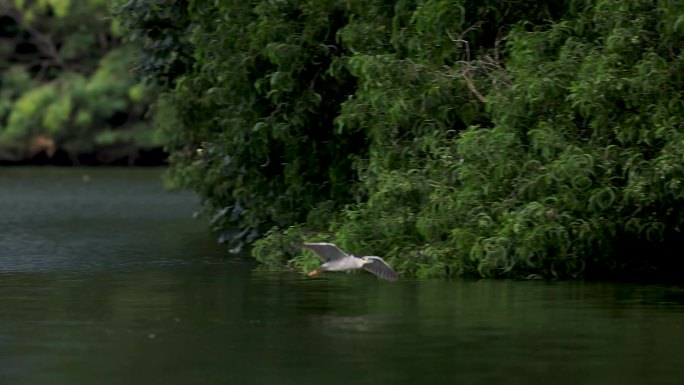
(0, 167), (225, 273)
(1, 168), (684, 385)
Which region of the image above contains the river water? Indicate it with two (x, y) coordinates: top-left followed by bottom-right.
(1, 168), (683, 385)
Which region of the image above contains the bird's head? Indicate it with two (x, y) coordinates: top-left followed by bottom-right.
(360, 256), (372, 265)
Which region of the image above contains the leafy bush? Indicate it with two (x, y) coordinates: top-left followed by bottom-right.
(119, 0), (684, 279)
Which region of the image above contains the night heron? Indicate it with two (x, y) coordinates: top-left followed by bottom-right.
(295, 242), (399, 281)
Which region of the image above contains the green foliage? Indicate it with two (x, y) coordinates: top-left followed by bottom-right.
(119, 0), (364, 252)
(115, 0), (194, 87)
(120, 0), (684, 280)
(452, 0), (684, 279)
(0, 0), (159, 162)
(251, 226), (324, 272)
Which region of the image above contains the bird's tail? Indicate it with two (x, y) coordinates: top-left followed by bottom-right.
(307, 268), (324, 277)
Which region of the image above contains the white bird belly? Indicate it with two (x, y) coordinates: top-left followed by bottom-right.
(323, 258), (363, 271)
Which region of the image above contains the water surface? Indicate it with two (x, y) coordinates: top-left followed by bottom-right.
(1, 168), (683, 385)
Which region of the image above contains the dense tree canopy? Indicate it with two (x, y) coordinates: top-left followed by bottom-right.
(0, 0), (160, 164)
(118, 0), (684, 280)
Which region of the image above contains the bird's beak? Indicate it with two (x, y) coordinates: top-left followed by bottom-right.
(307, 268), (324, 277)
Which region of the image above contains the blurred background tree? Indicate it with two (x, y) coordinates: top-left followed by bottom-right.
(0, 0), (162, 165)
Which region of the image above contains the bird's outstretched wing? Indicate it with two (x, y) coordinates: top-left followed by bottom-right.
(295, 242), (350, 262)
(362, 256), (399, 281)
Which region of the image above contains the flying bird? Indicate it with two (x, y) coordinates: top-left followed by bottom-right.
(295, 242), (399, 281)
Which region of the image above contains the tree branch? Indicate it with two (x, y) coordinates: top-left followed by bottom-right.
(440, 29), (511, 104)
(0, 6), (62, 68)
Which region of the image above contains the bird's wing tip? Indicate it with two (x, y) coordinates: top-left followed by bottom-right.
(362, 258), (399, 281)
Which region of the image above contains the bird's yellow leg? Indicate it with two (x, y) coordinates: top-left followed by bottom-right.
(307, 268), (324, 277)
